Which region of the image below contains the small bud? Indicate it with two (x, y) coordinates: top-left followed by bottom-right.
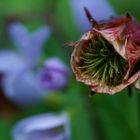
(39, 58), (69, 91)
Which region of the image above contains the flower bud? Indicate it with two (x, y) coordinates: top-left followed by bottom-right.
(39, 58), (69, 91)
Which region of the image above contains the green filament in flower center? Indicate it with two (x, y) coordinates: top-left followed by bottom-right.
(78, 35), (129, 86)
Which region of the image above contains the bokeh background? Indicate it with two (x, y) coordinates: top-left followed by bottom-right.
(0, 0), (140, 140)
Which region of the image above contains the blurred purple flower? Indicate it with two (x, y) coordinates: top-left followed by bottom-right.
(71, 0), (116, 32)
(12, 112), (70, 140)
(0, 22), (52, 107)
(39, 58), (69, 91)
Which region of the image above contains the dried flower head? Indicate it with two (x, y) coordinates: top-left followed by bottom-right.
(70, 8), (140, 94)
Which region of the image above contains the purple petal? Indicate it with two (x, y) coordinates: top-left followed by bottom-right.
(44, 58), (69, 72)
(39, 68), (68, 91)
(12, 113), (70, 140)
(71, 0), (116, 32)
(2, 69), (43, 107)
(39, 58), (69, 91)
(27, 26), (52, 67)
(9, 22), (52, 67)
(0, 50), (26, 75)
(9, 22), (29, 53)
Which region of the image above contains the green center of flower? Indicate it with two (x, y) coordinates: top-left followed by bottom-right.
(78, 35), (129, 86)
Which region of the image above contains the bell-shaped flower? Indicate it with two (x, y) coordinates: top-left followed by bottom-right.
(70, 0), (116, 32)
(70, 10), (140, 94)
(39, 58), (69, 91)
(12, 113), (70, 140)
(0, 22), (51, 107)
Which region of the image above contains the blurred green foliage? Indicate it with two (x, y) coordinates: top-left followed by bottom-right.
(0, 0), (140, 140)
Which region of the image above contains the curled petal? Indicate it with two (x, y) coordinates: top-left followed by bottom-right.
(126, 33), (140, 65)
(12, 113), (70, 140)
(90, 70), (140, 94)
(124, 37), (140, 79)
(93, 14), (132, 59)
